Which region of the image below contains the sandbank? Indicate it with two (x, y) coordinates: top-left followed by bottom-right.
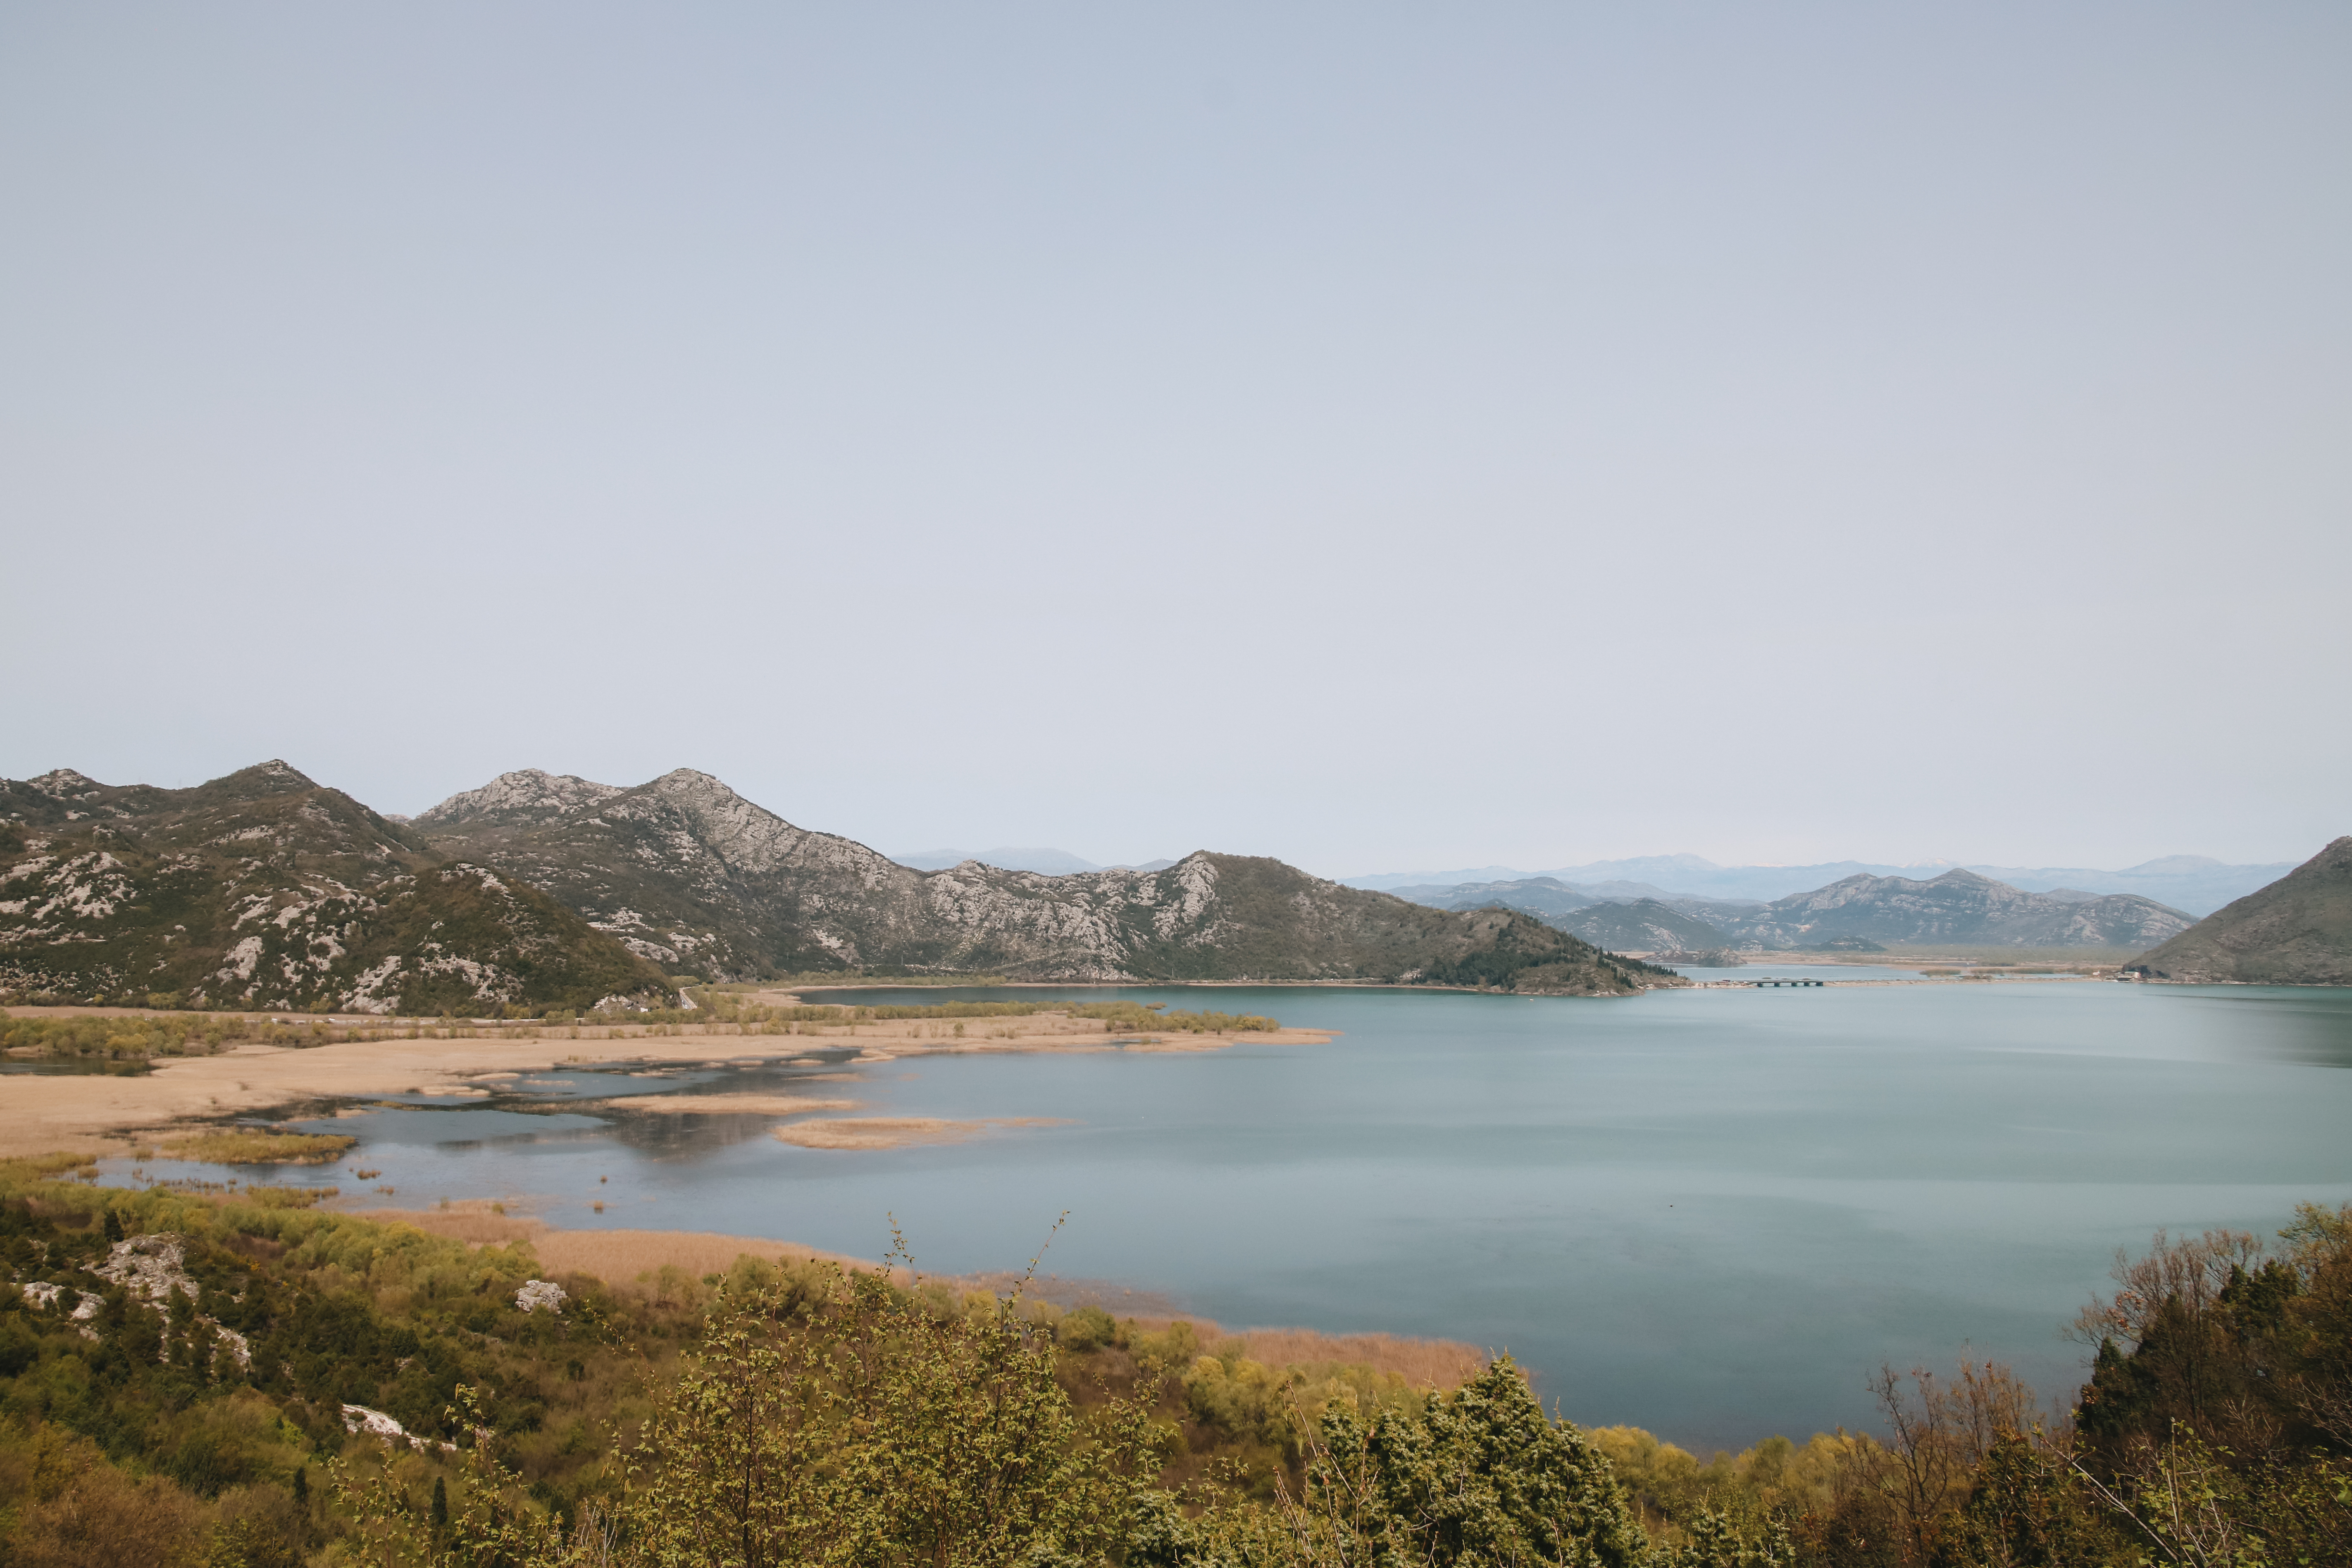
(0, 1005), (1330, 1161)
(771, 1115), (1073, 1151)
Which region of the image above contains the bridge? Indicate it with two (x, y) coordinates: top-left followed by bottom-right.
(1747, 977), (1825, 988)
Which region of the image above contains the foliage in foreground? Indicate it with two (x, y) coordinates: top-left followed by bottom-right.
(2, 1152), (2347, 1567)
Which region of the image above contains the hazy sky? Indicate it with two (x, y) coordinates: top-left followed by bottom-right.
(4, 4), (2345, 877)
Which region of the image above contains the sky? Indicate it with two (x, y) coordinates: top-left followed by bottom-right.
(3, 3), (2346, 879)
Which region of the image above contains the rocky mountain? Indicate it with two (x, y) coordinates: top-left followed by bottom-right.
(1551, 899), (1729, 956)
(1710, 869), (2195, 950)
(417, 768), (1681, 993)
(1382, 877), (1732, 956)
(1391, 875), (1758, 921)
(0, 763), (670, 1013)
(888, 847), (1180, 875)
(2125, 838), (2352, 986)
(1386, 876), (1607, 921)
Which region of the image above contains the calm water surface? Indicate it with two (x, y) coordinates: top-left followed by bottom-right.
(128, 982), (2352, 1449)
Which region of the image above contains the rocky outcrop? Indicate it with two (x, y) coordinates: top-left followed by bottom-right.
(2126, 838), (2352, 986)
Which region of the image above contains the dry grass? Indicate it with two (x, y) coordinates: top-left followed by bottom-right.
(532, 1228), (874, 1280)
(1225, 1328), (1488, 1388)
(164, 1129), (355, 1165)
(346, 1203), (875, 1278)
(772, 1116), (1072, 1150)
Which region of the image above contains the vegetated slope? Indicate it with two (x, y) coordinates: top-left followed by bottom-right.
(1550, 899), (1728, 956)
(0, 762), (670, 1013)
(2125, 837), (2352, 985)
(1710, 869), (2195, 950)
(1410, 888), (1730, 956)
(1387, 876), (1605, 920)
(419, 769), (1683, 993)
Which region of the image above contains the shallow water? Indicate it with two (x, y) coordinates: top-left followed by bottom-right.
(117, 981), (2352, 1449)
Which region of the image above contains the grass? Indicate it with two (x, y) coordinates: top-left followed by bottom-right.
(162, 1129), (357, 1165)
(1217, 1327), (1486, 1389)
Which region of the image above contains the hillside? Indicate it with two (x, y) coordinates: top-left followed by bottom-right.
(2125, 837), (2352, 985)
(419, 769), (1682, 994)
(1711, 869), (2194, 950)
(1551, 898), (1728, 956)
(1387, 875), (1606, 920)
(0, 763), (670, 1013)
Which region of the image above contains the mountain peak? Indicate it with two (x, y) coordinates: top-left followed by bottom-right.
(217, 759), (318, 796)
(24, 768), (104, 799)
(417, 769), (623, 827)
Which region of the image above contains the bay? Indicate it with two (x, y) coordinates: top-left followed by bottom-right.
(183, 981), (2352, 1450)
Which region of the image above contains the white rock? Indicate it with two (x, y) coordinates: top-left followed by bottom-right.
(515, 1278), (567, 1314)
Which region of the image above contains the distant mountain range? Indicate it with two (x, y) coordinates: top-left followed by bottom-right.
(1347, 854), (2294, 917)
(0, 763), (668, 1013)
(2127, 838), (2352, 986)
(1390, 868), (2195, 953)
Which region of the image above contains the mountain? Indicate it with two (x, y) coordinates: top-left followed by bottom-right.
(1342, 865), (1544, 893)
(1548, 900), (1728, 956)
(0, 763), (669, 1013)
(1385, 877), (1732, 956)
(2125, 838), (2352, 986)
(1960, 857), (2299, 918)
(888, 847), (1178, 875)
(1350, 854), (2292, 916)
(1386, 877), (1606, 920)
(418, 769), (1680, 993)
(1709, 869), (2195, 950)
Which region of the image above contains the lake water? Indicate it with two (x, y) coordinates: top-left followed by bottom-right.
(120, 981), (2352, 1451)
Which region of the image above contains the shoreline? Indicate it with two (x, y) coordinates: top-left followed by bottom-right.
(318, 1200), (1489, 1385)
(0, 1006), (1332, 1162)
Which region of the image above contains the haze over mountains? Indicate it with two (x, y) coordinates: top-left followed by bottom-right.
(1344, 854), (2292, 917)
(1393, 870), (2196, 955)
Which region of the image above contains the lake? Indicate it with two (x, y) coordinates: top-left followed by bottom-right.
(124, 979), (2352, 1451)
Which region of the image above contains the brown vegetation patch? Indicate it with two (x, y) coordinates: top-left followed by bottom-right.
(346, 1202), (875, 1277)
(1221, 1327), (1488, 1388)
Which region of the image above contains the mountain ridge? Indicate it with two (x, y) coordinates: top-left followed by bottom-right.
(1711, 869), (2194, 950)
(0, 762), (670, 1013)
(1347, 853), (2291, 915)
(418, 768), (1678, 994)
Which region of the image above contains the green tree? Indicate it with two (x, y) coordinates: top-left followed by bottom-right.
(1254, 1357), (1648, 1568)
